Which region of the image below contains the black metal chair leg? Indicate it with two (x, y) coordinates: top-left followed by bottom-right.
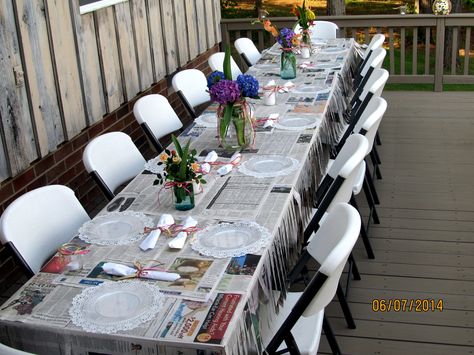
(351, 195), (375, 259)
(337, 283), (356, 329)
(373, 145), (382, 165)
(348, 253), (361, 280)
(370, 150), (383, 180)
(323, 315), (342, 355)
(376, 131), (382, 145)
(365, 167), (380, 205)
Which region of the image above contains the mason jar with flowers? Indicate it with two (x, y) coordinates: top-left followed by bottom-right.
(207, 47), (259, 151)
(293, 0), (316, 59)
(260, 19), (300, 79)
(154, 136), (205, 211)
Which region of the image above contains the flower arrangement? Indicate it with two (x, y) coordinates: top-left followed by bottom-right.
(207, 46), (259, 150)
(257, 17), (300, 79)
(154, 135), (205, 210)
(293, 0), (316, 35)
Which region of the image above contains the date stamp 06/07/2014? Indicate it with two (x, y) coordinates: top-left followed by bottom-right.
(371, 299), (444, 312)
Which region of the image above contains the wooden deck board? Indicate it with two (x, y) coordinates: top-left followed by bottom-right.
(321, 91), (474, 354)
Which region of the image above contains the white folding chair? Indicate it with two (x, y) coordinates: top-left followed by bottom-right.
(353, 47), (386, 93)
(83, 132), (145, 200)
(133, 94), (183, 152)
(264, 203), (361, 355)
(350, 96), (387, 229)
(355, 33), (385, 78)
(207, 52), (243, 80)
(234, 37), (262, 67)
(0, 185), (90, 276)
(172, 69), (210, 118)
(310, 20), (339, 39)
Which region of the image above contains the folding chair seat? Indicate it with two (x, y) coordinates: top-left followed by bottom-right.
(208, 52), (242, 80)
(0, 185), (90, 277)
(234, 37), (262, 67)
(83, 132), (145, 200)
(264, 203), (361, 355)
(133, 94), (183, 153)
(0, 342), (37, 354)
(172, 69), (210, 119)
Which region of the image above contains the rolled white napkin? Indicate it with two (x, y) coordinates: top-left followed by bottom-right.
(230, 152), (242, 164)
(217, 164), (233, 176)
(102, 262), (181, 281)
(264, 113), (279, 128)
(139, 214), (175, 251)
(279, 81), (295, 93)
(204, 151), (218, 163)
(168, 216), (198, 249)
(201, 163), (211, 174)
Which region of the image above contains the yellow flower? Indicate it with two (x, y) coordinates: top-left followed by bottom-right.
(306, 9), (316, 21)
(159, 153), (169, 161)
(191, 162), (200, 172)
(172, 156), (181, 164)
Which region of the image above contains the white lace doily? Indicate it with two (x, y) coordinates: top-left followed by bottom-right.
(144, 156), (166, 174)
(78, 211), (153, 245)
(69, 280), (164, 334)
(191, 221), (272, 258)
(238, 155), (300, 178)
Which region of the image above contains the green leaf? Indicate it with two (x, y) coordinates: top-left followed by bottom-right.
(220, 104), (233, 140)
(179, 139), (191, 179)
(223, 45), (232, 80)
(171, 135), (183, 157)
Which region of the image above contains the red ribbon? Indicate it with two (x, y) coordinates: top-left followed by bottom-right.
(144, 223), (201, 236)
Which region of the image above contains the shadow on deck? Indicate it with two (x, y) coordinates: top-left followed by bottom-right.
(320, 91), (474, 354)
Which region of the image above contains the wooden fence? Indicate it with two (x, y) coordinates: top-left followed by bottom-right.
(221, 14), (474, 91)
(0, 0), (221, 184)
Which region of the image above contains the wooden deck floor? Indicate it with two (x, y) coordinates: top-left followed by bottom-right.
(319, 91), (474, 354)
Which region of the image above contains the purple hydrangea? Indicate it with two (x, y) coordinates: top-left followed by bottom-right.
(207, 71), (225, 89)
(237, 74), (259, 98)
(277, 28), (296, 48)
(209, 80), (241, 105)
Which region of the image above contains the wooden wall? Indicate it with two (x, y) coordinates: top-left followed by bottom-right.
(0, 0), (221, 183)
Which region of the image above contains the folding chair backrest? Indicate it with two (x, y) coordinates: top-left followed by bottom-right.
(304, 203), (361, 316)
(172, 69), (210, 116)
(359, 67), (389, 102)
(311, 20), (338, 39)
(234, 37), (261, 66)
(305, 134), (368, 241)
(360, 47), (386, 78)
(208, 52), (243, 80)
(354, 96), (387, 152)
(133, 94), (183, 152)
(83, 132), (145, 199)
(363, 33), (385, 59)
(0, 185), (90, 275)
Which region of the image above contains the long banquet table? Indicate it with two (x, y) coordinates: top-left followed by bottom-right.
(0, 38), (356, 355)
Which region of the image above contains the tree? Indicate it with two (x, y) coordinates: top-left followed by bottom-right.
(444, 0), (462, 70)
(327, 0), (346, 15)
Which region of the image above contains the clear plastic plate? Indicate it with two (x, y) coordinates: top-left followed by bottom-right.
(238, 155), (299, 178)
(195, 113), (217, 127)
(78, 212), (153, 245)
(275, 115), (321, 131)
(191, 221), (272, 258)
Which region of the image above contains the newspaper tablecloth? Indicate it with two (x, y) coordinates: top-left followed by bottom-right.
(0, 38), (356, 355)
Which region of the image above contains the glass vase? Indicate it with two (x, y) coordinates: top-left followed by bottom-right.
(173, 183), (195, 211)
(218, 101), (255, 152)
(300, 32), (312, 59)
(280, 50), (297, 79)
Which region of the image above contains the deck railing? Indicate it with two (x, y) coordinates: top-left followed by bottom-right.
(221, 14), (474, 91)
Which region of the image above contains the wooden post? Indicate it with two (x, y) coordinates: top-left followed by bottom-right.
(434, 17), (445, 91)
